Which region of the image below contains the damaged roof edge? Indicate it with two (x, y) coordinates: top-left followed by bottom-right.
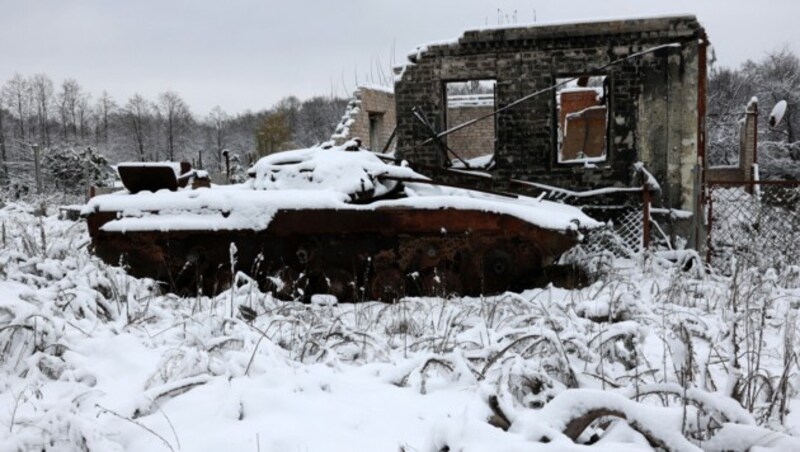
(406, 14), (703, 64)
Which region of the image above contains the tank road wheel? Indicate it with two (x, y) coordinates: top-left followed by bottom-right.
(421, 268), (463, 298)
(266, 266), (306, 301)
(482, 249), (514, 294)
(295, 239), (319, 266)
(322, 268), (357, 302)
(368, 268), (406, 302)
(174, 246), (210, 296)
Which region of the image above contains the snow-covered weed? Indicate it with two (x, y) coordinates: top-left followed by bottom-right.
(2, 201), (800, 451)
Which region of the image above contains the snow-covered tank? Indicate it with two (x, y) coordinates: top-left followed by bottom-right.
(83, 142), (602, 301)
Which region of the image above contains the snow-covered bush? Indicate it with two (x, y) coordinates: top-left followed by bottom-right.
(42, 146), (112, 194)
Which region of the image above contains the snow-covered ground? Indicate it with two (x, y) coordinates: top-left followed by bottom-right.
(2, 200), (800, 451)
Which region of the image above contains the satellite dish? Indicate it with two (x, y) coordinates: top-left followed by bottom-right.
(769, 100), (787, 128)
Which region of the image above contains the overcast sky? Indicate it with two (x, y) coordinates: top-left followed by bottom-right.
(1, 0), (798, 116)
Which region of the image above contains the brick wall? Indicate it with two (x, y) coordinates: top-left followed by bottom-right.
(394, 16), (706, 210)
(332, 86), (396, 152)
(446, 105), (495, 161)
(707, 100), (758, 182)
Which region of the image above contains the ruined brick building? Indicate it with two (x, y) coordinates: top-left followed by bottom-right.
(329, 15), (777, 254)
(394, 15), (708, 214)
(332, 85), (396, 152)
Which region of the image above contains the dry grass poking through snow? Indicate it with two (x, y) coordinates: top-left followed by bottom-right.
(2, 199), (800, 451)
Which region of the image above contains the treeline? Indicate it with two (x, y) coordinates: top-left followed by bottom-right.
(2, 47), (799, 192)
(0, 73), (348, 190)
(708, 47), (800, 178)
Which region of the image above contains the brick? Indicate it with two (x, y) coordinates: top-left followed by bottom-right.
(394, 15), (705, 211)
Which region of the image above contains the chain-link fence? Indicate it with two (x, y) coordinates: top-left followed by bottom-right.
(706, 180), (800, 271)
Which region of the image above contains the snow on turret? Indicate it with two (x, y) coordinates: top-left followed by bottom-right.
(248, 142), (420, 199)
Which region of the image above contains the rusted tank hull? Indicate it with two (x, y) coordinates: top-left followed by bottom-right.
(87, 208), (579, 301)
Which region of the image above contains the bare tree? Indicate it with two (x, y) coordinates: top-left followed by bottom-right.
(256, 111), (292, 156)
(746, 47), (800, 143)
(57, 79), (81, 140)
(207, 106), (229, 169)
(223, 110), (262, 162)
(29, 74), (54, 146)
(706, 47), (800, 178)
(707, 67), (752, 165)
(76, 91), (92, 140)
(0, 99), (7, 183)
(294, 96), (349, 147)
(123, 93), (152, 161)
(0, 71), (353, 184)
(275, 96), (301, 147)
(1, 73), (30, 142)
(95, 91), (116, 145)
(156, 91), (193, 161)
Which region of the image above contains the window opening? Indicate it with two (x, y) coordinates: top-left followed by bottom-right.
(444, 79), (497, 168)
(368, 112), (384, 151)
(556, 75), (608, 163)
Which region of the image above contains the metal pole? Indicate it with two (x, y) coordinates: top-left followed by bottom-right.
(380, 127), (397, 155)
(83, 157), (90, 201)
(33, 144), (42, 194)
(223, 150), (230, 183)
(642, 187), (651, 250)
(705, 187), (714, 265)
(412, 107), (469, 167)
(692, 165), (703, 253)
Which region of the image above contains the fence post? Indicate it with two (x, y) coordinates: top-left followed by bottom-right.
(642, 187), (651, 250)
(223, 150), (230, 183)
(33, 144), (42, 194)
(705, 186), (714, 264)
(83, 157), (91, 201)
(692, 165), (704, 253)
